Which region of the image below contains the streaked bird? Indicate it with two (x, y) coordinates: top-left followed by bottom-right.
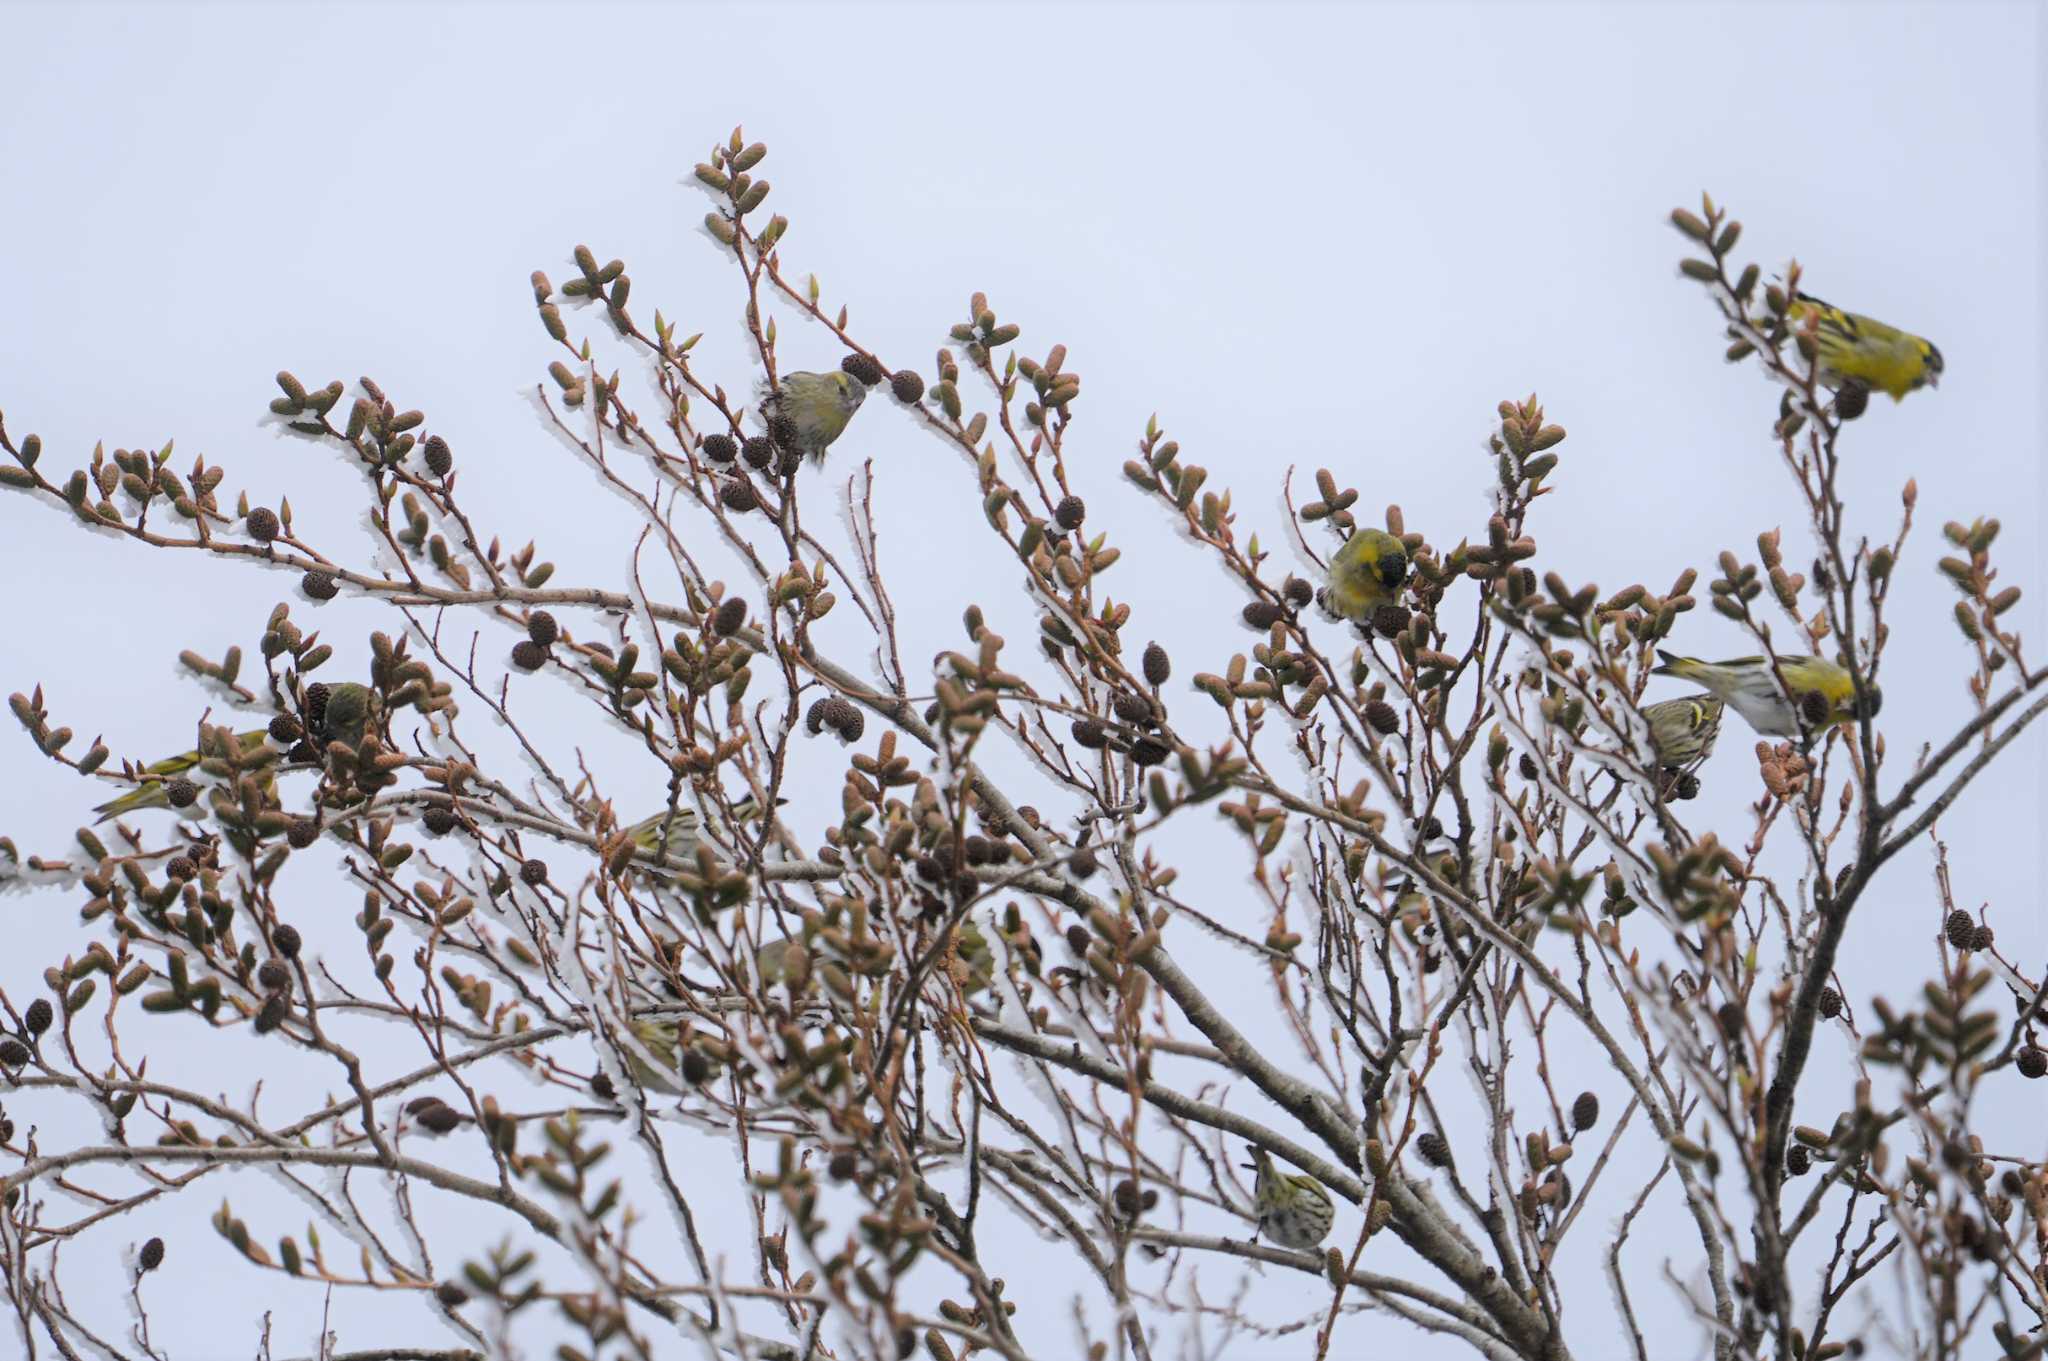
(1244, 1146), (1336, 1250)
(316, 682), (377, 749)
(1786, 293), (1943, 402)
(1653, 651), (1877, 738)
(767, 370), (866, 463)
(93, 728), (272, 822)
(624, 796), (775, 868)
(1323, 528), (1411, 623)
(1641, 694), (1724, 770)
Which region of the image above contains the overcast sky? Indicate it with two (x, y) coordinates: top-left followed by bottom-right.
(2, 3), (2041, 1358)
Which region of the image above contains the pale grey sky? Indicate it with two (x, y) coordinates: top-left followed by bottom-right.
(1, 3), (2041, 1357)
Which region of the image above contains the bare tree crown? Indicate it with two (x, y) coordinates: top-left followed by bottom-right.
(1, 137), (2041, 1361)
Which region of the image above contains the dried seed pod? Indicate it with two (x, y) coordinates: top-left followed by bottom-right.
(841, 353), (886, 387)
(1416, 1132), (1452, 1168)
(423, 807), (458, 836)
(741, 436), (773, 469)
(423, 435), (453, 476)
(701, 434), (739, 464)
(2017, 1047), (2046, 1079)
(285, 819), (318, 849)
(245, 507), (281, 542)
(1571, 1092), (1599, 1131)
(165, 778), (199, 809)
(713, 597), (748, 636)
(890, 370), (925, 403)
(1818, 987), (1843, 1020)
(1071, 717), (1108, 749)
(1371, 603), (1410, 638)
(1055, 496), (1086, 532)
(1365, 701), (1400, 736)
(1130, 736), (1170, 766)
(1242, 601), (1282, 630)
(511, 640), (549, 671)
(1946, 910), (1975, 951)
(253, 991), (289, 1034)
(302, 570), (339, 601)
(818, 697), (862, 742)
(23, 999), (52, 1036)
(721, 480), (760, 513)
(527, 611), (560, 646)
(414, 1101), (462, 1135)
(139, 1238), (165, 1272)
(1142, 643), (1170, 686)
(519, 858), (549, 886)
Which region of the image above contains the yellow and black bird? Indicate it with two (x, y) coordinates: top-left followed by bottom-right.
(1653, 652), (1877, 738)
(1323, 528), (1411, 623)
(1786, 293), (1942, 402)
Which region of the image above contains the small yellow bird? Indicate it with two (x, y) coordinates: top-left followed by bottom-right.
(312, 682), (378, 749)
(621, 1017), (692, 1095)
(1653, 652), (1878, 738)
(1244, 1146), (1336, 1250)
(1786, 293), (1943, 401)
(767, 370), (866, 462)
(1323, 528), (1411, 622)
(92, 728), (273, 822)
(627, 795), (774, 852)
(1641, 695), (1724, 771)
